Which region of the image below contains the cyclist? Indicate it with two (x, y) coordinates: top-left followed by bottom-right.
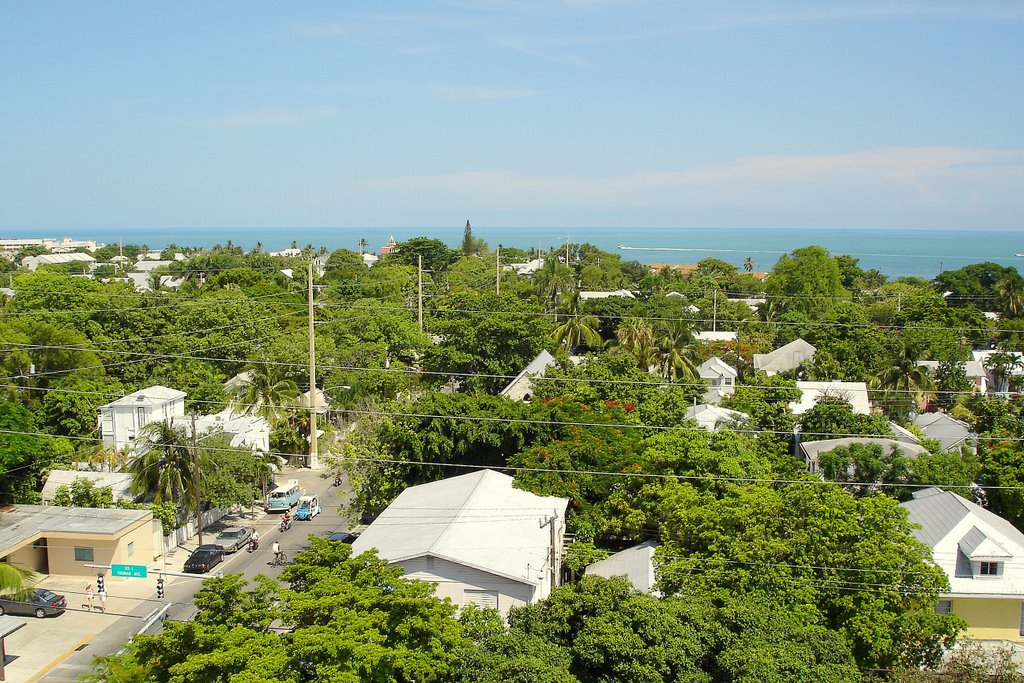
(272, 540), (282, 565)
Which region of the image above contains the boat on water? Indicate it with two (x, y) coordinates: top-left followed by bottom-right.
(1016, 252), (1024, 257)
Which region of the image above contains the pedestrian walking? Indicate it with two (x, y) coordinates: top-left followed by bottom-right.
(97, 587), (107, 613)
(84, 584), (94, 610)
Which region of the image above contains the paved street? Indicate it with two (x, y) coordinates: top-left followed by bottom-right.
(1, 466), (352, 683)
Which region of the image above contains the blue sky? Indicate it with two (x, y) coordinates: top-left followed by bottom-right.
(2, 1), (1022, 231)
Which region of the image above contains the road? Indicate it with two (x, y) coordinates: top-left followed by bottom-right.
(35, 467), (350, 683)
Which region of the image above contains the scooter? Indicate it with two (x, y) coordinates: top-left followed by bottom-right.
(279, 517), (293, 532)
(248, 536), (260, 552)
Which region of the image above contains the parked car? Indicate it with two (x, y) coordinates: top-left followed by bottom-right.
(215, 527), (253, 553)
(327, 531), (358, 544)
(0, 589), (67, 618)
(183, 544), (225, 573)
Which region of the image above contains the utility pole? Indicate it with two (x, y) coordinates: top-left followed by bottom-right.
(418, 255), (424, 333)
(713, 290), (718, 332)
(308, 259), (318, 469)
(191, 413), (203, 547)
(495, 245), (500, 295)
(540, 512), (561, 590)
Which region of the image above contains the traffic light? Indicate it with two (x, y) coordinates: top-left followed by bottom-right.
(96, 573), (104, 593)
(156, 577), (164, 599)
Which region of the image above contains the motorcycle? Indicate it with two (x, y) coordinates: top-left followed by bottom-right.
(248, 536), (260, 552)
(279, 517), (293, 532)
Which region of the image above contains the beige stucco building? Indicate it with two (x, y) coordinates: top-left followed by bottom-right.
(1, 505), (159, 579)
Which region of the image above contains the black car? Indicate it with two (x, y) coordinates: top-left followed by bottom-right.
(0, 589), (67, 618)
(214, 527), (253, 553)
(183, 544), (225, 573)
(327, 531), (358, 544)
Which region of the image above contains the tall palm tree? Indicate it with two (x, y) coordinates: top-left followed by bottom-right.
(552, 292), (602, 352)
(128, 420), (210, 545)
(743, 257), (754, 273)
(996, 274), (1024, 318)
(358, 238), (368, 255)
(615, 317), (658, 372)
(535, 257), (576, 311)
(226, 367), (299, 424)
(984, 351), (1023, 396)
(871, 338), (935, 419)
(655, 320), (699, 382)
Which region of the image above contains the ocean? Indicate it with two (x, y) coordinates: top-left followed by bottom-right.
(5, 226), (1023, 280)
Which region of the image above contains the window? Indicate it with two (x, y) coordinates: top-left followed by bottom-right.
(136, 407), (146, 426)
(425, 556), (434, 571)
(935, 600), (952, 615)
(127, 541), (134, 558)
(980, 561), (1002, 576)
(74, 546), (94, 562)
(464, 590), (499, 610)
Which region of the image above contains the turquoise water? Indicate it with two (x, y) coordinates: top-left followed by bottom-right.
(6, 226), (1023, 279)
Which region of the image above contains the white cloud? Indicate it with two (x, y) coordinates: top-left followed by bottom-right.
(191, 106), (338, 129)
(345, 147), (1024, 226)
(419, 83), (541, 101)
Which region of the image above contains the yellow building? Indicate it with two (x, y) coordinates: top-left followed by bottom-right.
(903, 488), (1024, 642)
(0, 505), (159, 579)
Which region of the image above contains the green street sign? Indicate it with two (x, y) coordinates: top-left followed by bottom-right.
(110, 563), (148, 578)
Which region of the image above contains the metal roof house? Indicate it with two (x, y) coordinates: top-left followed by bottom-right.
(98, 385), (187, 451)
(902, 488), (1024, 642)
(351, 469), (568, 617)
(685, 404), (750, 432)
(790, 381), (871, 415)
(697, 357), (737, 403)
(913, 412), (977, 454)
(40, 471), (136, 504)
(500, 350), (557, 402)
(797, 437), (928, 475)
(585, 541), (660, 595)
(753, 338), (816, 376)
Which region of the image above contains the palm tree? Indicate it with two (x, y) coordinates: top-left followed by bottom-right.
(552, 292), (602, 352)
(615, 317), (658, 372)
(871, 338), (935, 419)
(655, 320), (699, 382)
(535, 257), (575, 311)
(226, 367), (299, 424)
(128, 420), (210, 545)
(996, 274), (1024, 318)
(743, 257), (754, 273)
(984, 351), (1023, 396)
(358, 238), (368, 255)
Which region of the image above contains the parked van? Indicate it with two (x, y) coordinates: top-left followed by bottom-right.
(295, 494), (320, 520)
(266, 479), (301, 512)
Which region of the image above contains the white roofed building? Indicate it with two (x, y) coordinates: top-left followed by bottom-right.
(790, 381), (871, 415)
(903, 488), (1024, 642)
(685, 404), (751, 432)
(753, 339), (816, 376)
(500, 350), (557, 402)
(22, 253), (96, 272)
(98, 385), (187, 451)
(352, 469), (568, 617)
(697, 357), (737, 403)
(579, 289), (635, 300)
(586, 541), (660, 595)
(187, 409), (271, 452)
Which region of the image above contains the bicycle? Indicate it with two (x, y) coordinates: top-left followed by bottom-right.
(273, 550), (287, 566)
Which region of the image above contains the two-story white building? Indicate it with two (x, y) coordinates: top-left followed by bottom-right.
(697, 357), (737, 403)
(98, 385), (186, 451)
